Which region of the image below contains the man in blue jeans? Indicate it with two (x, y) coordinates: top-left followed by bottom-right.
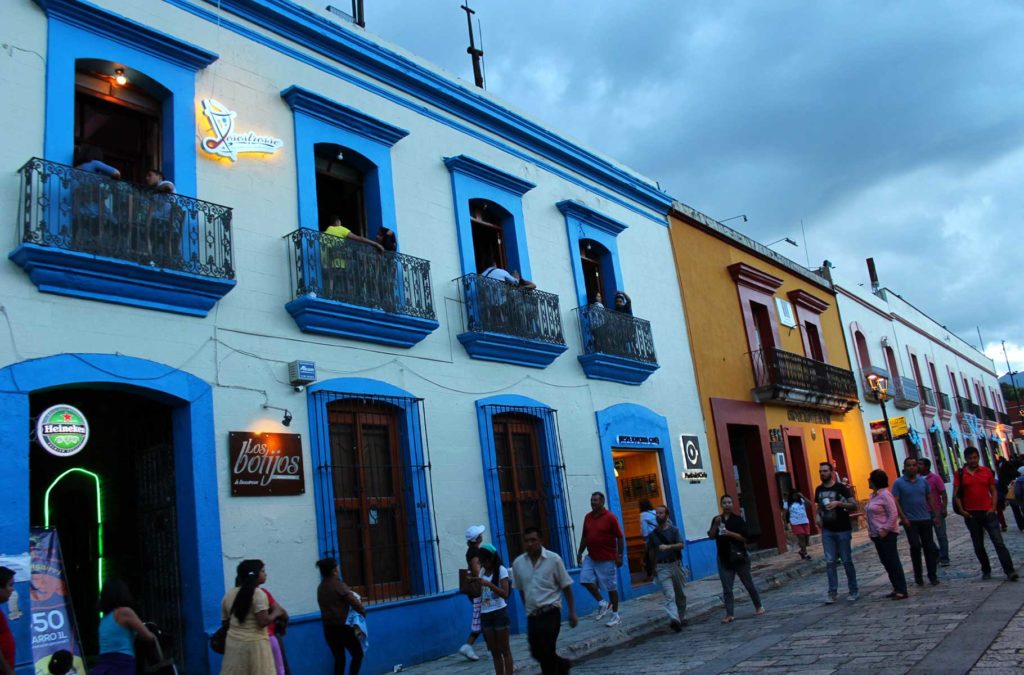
(815, 462), (859, 603)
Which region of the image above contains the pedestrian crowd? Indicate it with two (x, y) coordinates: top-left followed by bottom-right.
(1, 448), (1020, 675)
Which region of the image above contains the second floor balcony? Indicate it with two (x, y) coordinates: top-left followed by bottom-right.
(455, 273), (568, 368)
(751, 348), (859, 413)
(938, 391), (952, 413)
(982, 406), (997, 423)
(575, 304), (659, 384)
(920, 385), (936, 408)
(892, 376), (921, 409)
(284, 229), (439, 347)
(9, 158), (235, 316)
(957, 396), (980, 418)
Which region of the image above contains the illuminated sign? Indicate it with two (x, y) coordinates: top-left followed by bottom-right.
(200, 99), (283, 161)
(680, 434), (707, 483)
(36, 405), (89, 457)
(889, 416), (909, 438)
(229, 432), (304, 496)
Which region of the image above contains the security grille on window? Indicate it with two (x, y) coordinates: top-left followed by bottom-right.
(482, 405), (575, 563)
(311, 391), (442, 604)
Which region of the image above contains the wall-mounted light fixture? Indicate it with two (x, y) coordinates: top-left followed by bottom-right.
(113, 68), (127, 86)
(262, 404), (293, 427)
(720, 214), (748, 224)
(767, 237), (798, 248)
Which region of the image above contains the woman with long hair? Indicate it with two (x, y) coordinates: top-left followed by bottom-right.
(786, 490), (812, 560)
(475, 545), (513, 675)
(89, 580), (155, 675)
(220, 560), (280, 675)
(316, 558), (366, 675)
(866, 469), (909, 600)
(708, 495), (765, 624)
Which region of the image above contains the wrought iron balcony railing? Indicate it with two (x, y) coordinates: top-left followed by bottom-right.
(920, 385), (936, 407)
(982, 406), (997, 422)
(938, 392), (951, 412)
(997, 410), (1011, 425)
(18, 157), (234, 278)
(892, 376), (921, 409)
(957, 397), (980, 418)
(456, 273), (565, 345)
(576, 304), (657, 364)
(751, 348), (858, 411)
(286, 229), (435, 320)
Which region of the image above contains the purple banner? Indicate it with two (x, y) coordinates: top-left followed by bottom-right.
(29, 529), (86, 674)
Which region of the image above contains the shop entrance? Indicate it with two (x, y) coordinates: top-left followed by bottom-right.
(786, 434), (817, 534)
(30, 388), (183, 665)
(726, 424), (778, 549)
(613, 449), (666, 586)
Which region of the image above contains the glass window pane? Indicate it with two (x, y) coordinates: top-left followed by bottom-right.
(328, 421), (358, 498)
(512, 432), (539, 492)
(370, 507), (403, 585)
(362, 424), (395, 497)
(337, 508), (365, 587)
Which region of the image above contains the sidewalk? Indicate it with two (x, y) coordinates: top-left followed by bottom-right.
(400, 528), (873, 674)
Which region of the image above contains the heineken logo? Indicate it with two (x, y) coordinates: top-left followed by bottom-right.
(36, 405), (89, 457)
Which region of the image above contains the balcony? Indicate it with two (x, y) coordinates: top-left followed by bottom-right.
(284, 229), (438, 347)
(455, 273), (568, 368)
(575, 304), (659, 385)
(751, 348), (859, 413)
(892, 376), (921, 410)
(920, 385), (936, 408)
(957, 396), (980, 417)
(938, 392), (951, 413)
(9, 158), (235, 316)
(982, 406), (997, 423)
(997, 410), (1011, 425)
(861, 366), (891, 403)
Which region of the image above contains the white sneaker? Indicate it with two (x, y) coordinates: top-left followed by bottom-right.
(458, 644), (479, 661)
(605, 612), (622, 627)
(594, 599), (610, 621)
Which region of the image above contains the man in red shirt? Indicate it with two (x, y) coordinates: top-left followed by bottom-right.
(953, 447), (1019, 581)
(576, 492), (625, 627)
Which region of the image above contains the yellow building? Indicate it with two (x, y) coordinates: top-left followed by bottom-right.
(669, 204), (873, 552)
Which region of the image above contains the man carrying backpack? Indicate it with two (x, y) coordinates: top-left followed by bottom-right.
(647, 505), (687, 632)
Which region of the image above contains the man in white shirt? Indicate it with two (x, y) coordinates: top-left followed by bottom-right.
(512, 527), (577, 674)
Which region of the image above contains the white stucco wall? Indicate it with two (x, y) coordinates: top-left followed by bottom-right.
(0, 0), (717, 617)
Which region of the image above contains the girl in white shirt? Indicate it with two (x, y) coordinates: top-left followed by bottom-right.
(476, 544), (513, 675)
(786, 491), (812, 560)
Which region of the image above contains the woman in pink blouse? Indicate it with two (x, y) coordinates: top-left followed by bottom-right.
(866, 469), (909, 599)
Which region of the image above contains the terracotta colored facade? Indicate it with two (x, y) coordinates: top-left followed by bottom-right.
(669, 204), (874, 552)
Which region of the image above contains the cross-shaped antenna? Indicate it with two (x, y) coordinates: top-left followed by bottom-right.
(461, 2), (485, 88)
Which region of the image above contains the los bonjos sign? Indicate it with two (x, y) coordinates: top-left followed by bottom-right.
(36, 405), (89, 458)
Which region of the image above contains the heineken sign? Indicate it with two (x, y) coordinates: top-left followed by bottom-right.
(36, 405), (89, 457)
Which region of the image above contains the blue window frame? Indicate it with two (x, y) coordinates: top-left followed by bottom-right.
(475, 395), (575, 564)
(558, 200), (627, 308)
(281, 85), (408, 241)
(307, 379), (440, 603)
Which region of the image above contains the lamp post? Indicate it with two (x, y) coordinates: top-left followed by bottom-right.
(867, 373), (900, 472)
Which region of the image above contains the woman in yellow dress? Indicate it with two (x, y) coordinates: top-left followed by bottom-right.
(220, 560), (282, 675)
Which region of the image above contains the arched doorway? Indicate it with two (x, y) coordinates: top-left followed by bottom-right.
(0, 354), (223, 674)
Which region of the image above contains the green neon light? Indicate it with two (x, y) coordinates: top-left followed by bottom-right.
(44, 468), (104, 596)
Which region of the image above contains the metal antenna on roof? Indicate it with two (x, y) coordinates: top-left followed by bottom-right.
(461, 2), (486, 89)
(478, 18), (487, 86)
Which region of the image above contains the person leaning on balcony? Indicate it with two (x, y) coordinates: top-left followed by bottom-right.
(480, 260), (536, 330)
(75, 144), (121, 179)
(322, 215), (384, 298)
(612, 291), (632, 315)
(142, 169), (177, 260)
(481, 261), (535, 289)
(73, 145), (121, 245)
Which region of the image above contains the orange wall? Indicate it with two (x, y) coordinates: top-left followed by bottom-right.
(669, 215), (872, 500)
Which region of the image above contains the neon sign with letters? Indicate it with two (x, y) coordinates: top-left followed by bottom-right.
(200, 99), (283, 161)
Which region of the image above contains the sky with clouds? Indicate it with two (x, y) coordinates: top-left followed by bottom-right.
(352, 0), (1024, 372)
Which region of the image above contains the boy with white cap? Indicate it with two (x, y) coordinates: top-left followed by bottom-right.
(458, 524), (487, 661)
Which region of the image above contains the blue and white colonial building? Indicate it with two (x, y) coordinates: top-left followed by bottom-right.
(0, 1), (717, 672)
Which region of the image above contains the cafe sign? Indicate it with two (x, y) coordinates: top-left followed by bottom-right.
(229, 432), (304, 496)
(200, 99), (283, 161)
(679, 434), (707, 483)
(36, 405), (89, 458)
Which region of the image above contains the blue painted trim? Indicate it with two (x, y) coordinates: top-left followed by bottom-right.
(577, 353), (660, 385)
(163, 0), (669, 225)
(281, 85), (409, 146)
(458, 331), (568, 369)
(445, 155), (534, 278)
(37, 0), (218, 70)
(0, 354), (224, 675)
(684, 537), (718, 581)
(475, 394), (574, 634)
(444, 155), (536, 196)
(559, 200), (626, 308)
(284, 87), (403, 242)
(285, 295), (439, 347)
(593, 403), (684, 600)
(9, 244), (237, 317)
(41, 1), (215, 195)
(305, 378), (438, 599)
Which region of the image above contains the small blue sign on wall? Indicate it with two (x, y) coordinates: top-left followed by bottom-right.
(288, 360), (317, 385)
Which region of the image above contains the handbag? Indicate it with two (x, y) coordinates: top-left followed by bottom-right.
(729, 543), (749, 565)
(1008, 479), (1017, 503)
(209, 620), (228, 654)
(458, 568), (481, 598)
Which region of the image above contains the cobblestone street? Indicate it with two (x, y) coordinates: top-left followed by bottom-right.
(574, 516), (1024, 674)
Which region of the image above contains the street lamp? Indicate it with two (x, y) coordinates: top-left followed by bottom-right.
(767, 237), (798, 248)
(866, 373), (900, 472)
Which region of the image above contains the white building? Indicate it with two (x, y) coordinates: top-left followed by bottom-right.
(833, 263), (1014, 484)
(0, 1), (715, 672)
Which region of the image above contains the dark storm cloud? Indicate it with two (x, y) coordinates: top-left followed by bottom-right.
(357, 0), (1024, 368)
